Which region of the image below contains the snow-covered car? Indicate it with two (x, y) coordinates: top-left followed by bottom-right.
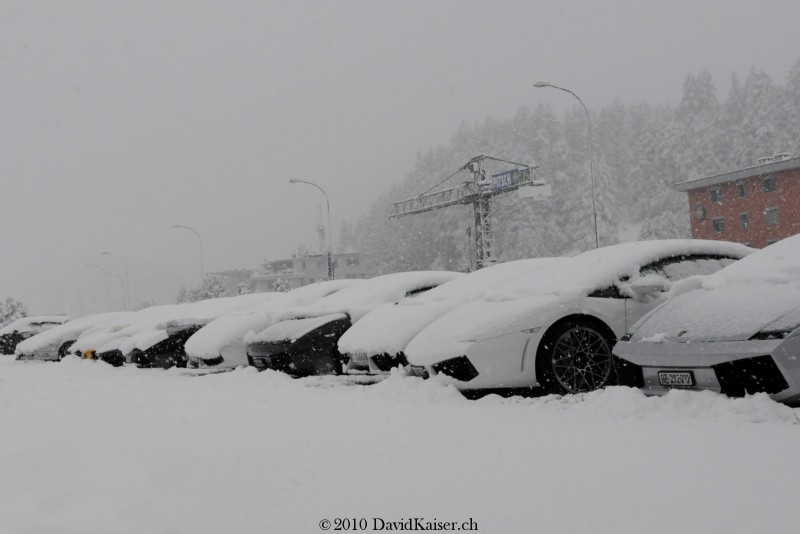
(184, 280), (360, 369)
(337, 258), (563, 373)
(0, 315), (69, 354)
(404, 240), (754, 394)
(246, 271), (462, 376)
(15, 312), (136, 362)
(612, 234), (800, 405)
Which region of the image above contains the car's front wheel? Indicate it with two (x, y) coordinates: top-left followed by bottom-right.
(537, 320), (614, 394)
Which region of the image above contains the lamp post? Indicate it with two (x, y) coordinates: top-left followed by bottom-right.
(85, 264), (111, 310)
(289, 179), (334, 280)
(171, 224), (205, 284)
(534, 81), (599, 249)
(101, 251), (131, 310)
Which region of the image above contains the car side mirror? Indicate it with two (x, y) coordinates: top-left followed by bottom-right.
(629, 278), (668, 300)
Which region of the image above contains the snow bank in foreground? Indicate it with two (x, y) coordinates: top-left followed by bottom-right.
(480, 386), (798, 425)
(3, 359), (799, 534)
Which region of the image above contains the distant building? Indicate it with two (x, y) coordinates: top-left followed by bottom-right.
(675, 153), (800, 248)
(251, 252), (368, 292)
(205, 269), (256, 296)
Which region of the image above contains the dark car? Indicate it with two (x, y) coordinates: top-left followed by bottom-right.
(127, 324), (203, 369)
(247, 313), (351, 375)
(0, 316), (69, 355)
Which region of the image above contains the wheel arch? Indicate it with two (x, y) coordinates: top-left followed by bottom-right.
(533, 314), (617, 388)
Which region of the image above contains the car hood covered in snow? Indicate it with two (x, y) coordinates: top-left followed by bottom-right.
(337, 258), (563, 356)
(630, 234), (800, 343)
(246, 313), (348, 344)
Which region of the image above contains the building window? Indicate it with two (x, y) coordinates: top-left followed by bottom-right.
(764, 207), (779, 226)
(763, 175), (777, 193)
(712, 217), (725, 233)
(693, 204), (706, 221)
(710, 186), (723, 204)
(736, 181), (747, 198)
(739, 213), (749, 229)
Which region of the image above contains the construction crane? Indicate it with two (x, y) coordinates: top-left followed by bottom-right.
(390, 155), (551, 269)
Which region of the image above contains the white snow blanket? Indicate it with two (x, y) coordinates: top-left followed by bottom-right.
(269, 271), (462, 324)
(118, 292), (279, 353)
(0, 315), (68, 335)
(1, 359), (798, 534)
(338, 258), (563, 356)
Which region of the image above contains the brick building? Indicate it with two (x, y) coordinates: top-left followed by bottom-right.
(675, 154), (800, 248)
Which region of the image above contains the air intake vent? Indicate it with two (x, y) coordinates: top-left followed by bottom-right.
(432, 356), (479, 382)
(712, 355), (788, 397)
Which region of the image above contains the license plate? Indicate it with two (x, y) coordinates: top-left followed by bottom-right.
(351, 353), (368, 364)
(658, 370), (695, 387)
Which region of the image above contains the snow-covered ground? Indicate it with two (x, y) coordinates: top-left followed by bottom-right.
(1, 357), (799, 534)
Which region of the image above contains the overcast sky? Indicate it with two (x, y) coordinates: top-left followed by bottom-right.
(2, 0), (798, 315)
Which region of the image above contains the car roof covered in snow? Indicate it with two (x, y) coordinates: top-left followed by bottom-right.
(272, 271), (462, 323)
(482, 239), (753, 302)
(337, 258), (564, 356)
(630, 234), (800, 342)
(70, 293), (283, 354)
(0, 315), (69, 336)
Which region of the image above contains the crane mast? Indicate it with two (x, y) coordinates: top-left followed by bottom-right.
(390, 155), (551, 269)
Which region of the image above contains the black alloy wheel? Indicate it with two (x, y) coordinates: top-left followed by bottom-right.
(540, 322), (613, 394)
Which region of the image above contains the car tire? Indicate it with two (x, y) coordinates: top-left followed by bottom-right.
(57, 340), (76, 362)
(536, 319), (614, 394)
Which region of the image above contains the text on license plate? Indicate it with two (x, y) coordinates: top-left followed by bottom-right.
(658, 370), (695, 387)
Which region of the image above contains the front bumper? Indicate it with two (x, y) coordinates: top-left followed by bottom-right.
(614, 337), (800, 404)
(417, 331), (541, 390)
(15, 350), (59, 362)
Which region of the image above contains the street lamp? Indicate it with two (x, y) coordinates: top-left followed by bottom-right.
(101, 251), (131, 310)
(289, 178), (334, 280)
(534, 81), (599, 249)
(171, 224), (205, 284)
(85, 264), (111, 310)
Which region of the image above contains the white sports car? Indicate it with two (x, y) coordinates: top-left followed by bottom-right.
(404, 240), (753, 394)
(613, 234), (800, 405)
